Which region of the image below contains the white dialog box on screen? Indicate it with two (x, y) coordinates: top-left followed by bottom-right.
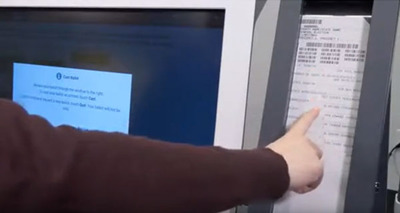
(13, 63), (133, 134)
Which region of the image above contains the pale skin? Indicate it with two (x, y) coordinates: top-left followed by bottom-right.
(268, 108), (324, 194)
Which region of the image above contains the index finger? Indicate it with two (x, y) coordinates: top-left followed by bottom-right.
(289, 108), (320, 135)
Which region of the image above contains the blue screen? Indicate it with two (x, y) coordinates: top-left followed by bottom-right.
(0, 9), (225, 146)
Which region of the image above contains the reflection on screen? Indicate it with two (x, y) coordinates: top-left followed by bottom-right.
(0, 9), (225, 146)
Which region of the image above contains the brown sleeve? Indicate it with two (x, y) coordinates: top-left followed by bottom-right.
(0, 100), (289, 213)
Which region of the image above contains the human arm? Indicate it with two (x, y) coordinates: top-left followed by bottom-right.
(0, 100), (291, 213)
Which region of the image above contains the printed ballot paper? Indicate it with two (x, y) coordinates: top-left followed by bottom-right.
(273, 16), (370, 213)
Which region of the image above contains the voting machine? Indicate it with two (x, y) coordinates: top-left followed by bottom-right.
(248, 0), (399, 212)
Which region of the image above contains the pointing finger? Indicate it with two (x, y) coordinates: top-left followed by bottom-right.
(289, 108), (320, 135)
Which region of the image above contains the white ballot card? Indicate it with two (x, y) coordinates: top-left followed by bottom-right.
(273, 15), (370, 213)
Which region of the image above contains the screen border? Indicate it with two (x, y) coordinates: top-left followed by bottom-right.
(0, 0), (257, 150)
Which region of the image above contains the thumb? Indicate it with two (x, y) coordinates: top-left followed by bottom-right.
(289, 108), (320, 135)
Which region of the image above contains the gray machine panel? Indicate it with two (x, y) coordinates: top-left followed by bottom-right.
(240, 0), (282, 212)
(248, 0), (302, 212)
(243, 0), (281, 151)
(256, 0), (302, 147)
(249, 0), (400, 212)
(345, 0), (400, 212)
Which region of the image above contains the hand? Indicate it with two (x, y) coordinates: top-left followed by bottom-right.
(267, 108), (323, 194)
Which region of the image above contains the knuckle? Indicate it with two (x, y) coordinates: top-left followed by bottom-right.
(315, 163), (323, 176)
(312, 162), (323, 174)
